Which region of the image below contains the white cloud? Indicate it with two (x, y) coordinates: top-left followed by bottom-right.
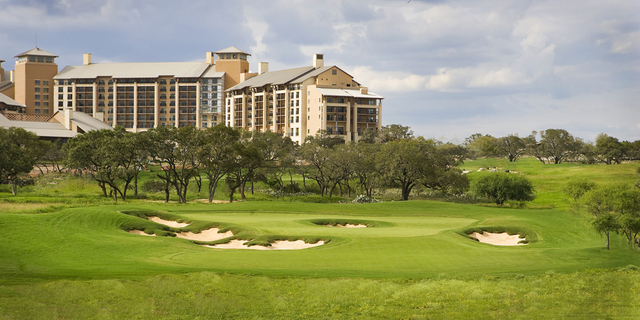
(610, 31), (640, 54)
(349, 66), (426, 92)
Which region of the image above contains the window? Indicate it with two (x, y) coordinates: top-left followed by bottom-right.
(327, 97), (333, 103)
(369, 100), (375, 105)
(37, 56), (44, 62)
(35, 109), (40, 114)
(35, 94), (41, 100)
(332, 69), (337, 75)
(58, 87), (63, 93)
(58, 94), (63, 99)
(338, 98), (344, 103)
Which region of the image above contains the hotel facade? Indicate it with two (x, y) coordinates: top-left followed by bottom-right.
(3, 47), (382, 142)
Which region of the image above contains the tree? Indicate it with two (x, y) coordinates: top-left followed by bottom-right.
(471, 173), (535, 205)
(0, 127), (40, 195)
(359, 124), (413, 144)
(378, 139), (433, 201)
(496, 134), (526, 162)
(144, 126), (204, 203)
(595, 133), (623, 164)
(563, 178), (597, 214)
(538, 129), (580, 164)
(65, 127), (144, 201)
(582, 186), (621, 250)
(299, 137), (334, 196)
(351, 143), (382, 197)
(200, 125), (241, 203)
(464, 133), (499, 159)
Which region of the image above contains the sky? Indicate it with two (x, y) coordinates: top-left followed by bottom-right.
(1, 0), (638, 143)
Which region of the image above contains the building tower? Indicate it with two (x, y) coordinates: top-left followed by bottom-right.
(14, 48), (59, 115)
(212, 46), (251, 90)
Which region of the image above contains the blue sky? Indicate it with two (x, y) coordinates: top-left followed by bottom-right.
(1, 0), (638, 142)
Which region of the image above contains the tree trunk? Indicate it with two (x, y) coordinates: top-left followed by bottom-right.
(11, 181), (17, 196)
(99, 181), (107, 197)
(134, 174), (138, 198)
(605, 231), (610, 250)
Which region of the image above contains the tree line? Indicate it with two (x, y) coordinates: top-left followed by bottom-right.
(1, 125), (638, 202)
(465, 130), (640, 164)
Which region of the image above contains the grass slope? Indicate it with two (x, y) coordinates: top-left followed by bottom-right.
(1, 201), (638, 282)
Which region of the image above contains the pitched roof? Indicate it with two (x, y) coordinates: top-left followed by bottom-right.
(214, 46), (251, 55)
(14, 48), (58, 58)
(0, 92), (25, 107)
(54, 62), (212, 79)
(314, 88), (384, 99)
(67, 111), (113, 132)
(201, 65), (225, 78)
(226, 66), (315, 91)
(0, 81), (14, 92)
(0, 113), (77, 138)
(289, 66), (333, 84)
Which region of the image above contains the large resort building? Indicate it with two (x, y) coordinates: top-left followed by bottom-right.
(1, 46), (383, 143)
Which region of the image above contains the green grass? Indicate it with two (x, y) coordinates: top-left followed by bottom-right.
(1, 201), (638, 282)
(0, 159), (639, 319)
(463, 157), (639, 210)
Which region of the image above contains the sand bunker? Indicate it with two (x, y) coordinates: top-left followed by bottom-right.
(469, 231), (527, 246)
(203, 239), (325, 250)
(175, 228), (234, 241)
(330, 223), (367, 228)
(148, 216), (190, 228)
(128, 230), (156, 236)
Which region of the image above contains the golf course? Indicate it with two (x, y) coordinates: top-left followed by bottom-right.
(1, 158), (639, 319)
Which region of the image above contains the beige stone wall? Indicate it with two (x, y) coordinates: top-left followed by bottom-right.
(315, 67), (357, 89)
(0, 86), (15, 99)
(14, 60), (57, 115)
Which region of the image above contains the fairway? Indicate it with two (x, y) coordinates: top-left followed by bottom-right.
(2, 200), (638, 281)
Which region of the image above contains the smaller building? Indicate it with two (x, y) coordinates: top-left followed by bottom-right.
(0, 108), (112, 140)
(0, 92), (25, 114)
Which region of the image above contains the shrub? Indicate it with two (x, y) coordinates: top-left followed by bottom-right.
(471, 173), (535, 205)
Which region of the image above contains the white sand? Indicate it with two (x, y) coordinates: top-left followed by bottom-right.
(175, 228), (234, 241)
(203, 239), (325, 250)
(128, 230), (156, 236)
(148, 216), (190, 228)
(469, 231), (527, 246)
(332, 224), (367, 228)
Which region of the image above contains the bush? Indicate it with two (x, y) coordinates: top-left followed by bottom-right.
(142, 180), (171, 193)
(471, 173), (535, 205)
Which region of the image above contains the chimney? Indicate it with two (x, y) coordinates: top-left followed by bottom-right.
(64, 109), (73, 130)
(10, 70), (14, 82)
(360, 87), (368, 95)
(258, 62), (269, 75)
(313, 54), (324, 68)
(83, 53), (92, 66)
(206, 51), (215, 64)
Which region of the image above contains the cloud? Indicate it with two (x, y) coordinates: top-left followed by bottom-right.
(350, 66), (426, 92)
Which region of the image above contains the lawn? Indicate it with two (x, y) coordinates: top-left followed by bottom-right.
(0, 158), (639, 319)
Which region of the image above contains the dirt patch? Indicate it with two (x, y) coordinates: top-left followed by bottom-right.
(128, 230), (156, 236)
(175, 228), (234, 241)
(469, 231), (527, 246)
(148, 216), (190, 228)
(203, 240), (325, 250)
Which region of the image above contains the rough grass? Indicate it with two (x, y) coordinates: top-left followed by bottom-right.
(1, 269), (638, 319)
